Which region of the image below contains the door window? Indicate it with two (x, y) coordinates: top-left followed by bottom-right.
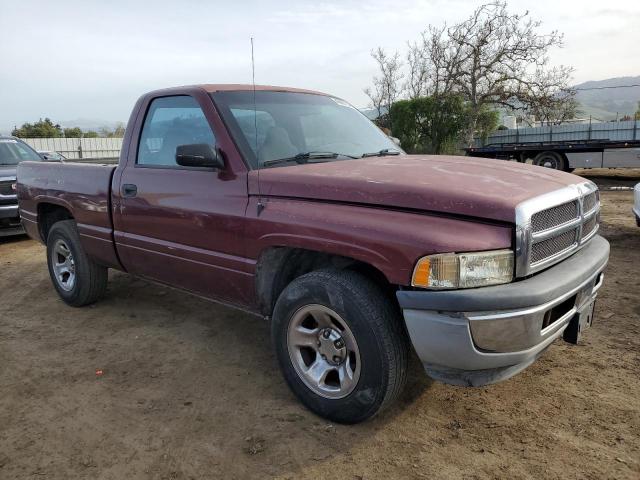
(137, 96), (215, 166)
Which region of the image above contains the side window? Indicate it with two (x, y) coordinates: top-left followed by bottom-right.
(137, 96), (215, 166)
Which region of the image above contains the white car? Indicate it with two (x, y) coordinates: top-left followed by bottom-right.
(634, 183), (640, 227)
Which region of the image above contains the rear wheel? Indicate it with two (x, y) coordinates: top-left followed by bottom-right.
(533, 151), (567, 171)
(46, 220), (107, 307)
(272, 269), (408, 424)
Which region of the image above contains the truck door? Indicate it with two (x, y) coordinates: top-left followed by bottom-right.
(113, 94), (254, 307)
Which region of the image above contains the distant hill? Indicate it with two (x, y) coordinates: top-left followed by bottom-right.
(574, 76), (640, 121)
(358, 77), (640, 123)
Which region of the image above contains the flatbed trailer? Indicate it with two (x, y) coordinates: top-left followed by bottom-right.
(466, 120), (640, 171)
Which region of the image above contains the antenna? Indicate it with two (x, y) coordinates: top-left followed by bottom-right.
(252, 37), (264, 215)
(251, 37), (259, 159)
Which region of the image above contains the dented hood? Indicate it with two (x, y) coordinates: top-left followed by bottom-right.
(251, 155), (582, 223)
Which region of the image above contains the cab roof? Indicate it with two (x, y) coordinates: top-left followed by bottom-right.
(199, 84), (328, 96)
(144, 84), (330, 98)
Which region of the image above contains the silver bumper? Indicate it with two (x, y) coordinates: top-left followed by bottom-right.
(0, 204), (19, 219)
(397, 236), (609, 387)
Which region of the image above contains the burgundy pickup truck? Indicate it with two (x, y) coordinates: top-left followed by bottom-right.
(17, 85), (609, 423)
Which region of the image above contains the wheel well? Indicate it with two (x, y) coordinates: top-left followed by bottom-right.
(255, 247), (397, 317)
(37, 203), (74, 242)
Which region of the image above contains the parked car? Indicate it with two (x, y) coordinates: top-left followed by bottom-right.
(38, 151), (67, 162)
(16, 85), (609, 423)
(634, 183), (640, 226)
(1, 136), (43, 236)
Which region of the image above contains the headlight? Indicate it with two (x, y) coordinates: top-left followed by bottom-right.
(411, 250), (514, 289)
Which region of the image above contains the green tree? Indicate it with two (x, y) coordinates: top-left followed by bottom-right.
(83, 130), (99, 138)
(390, 94), (472, 154)
(635, 101), (640, 121)
(11, 118), (63, 138)
(475, 106), (499, 143)
(63, 127), (83, 138)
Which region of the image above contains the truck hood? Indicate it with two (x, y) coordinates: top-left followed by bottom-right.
(251, 155), (581, 223)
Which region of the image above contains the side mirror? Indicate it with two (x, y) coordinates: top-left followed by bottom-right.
(175, 144), (224, 169)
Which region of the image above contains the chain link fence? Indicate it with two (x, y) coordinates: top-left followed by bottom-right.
(20, 137), (122, 163)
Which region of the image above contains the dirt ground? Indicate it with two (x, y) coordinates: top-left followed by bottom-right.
(1, 169), (639, 480)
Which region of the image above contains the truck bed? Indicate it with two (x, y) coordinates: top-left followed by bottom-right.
(17, 161), (120, 268)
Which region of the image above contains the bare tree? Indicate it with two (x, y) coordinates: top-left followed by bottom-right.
(365, 1), (575, 143)
(434, 1), (570, 143)
(405, 40), (429, 99)
(364, 48), (403, 127)
(404, 25), (459, 99)
(363, 83), (386, 121)
(520, 67), (579, 125)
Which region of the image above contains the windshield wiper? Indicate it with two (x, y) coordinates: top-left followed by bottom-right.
(262, 151), (358, 167)
(361, 148), (402, 158)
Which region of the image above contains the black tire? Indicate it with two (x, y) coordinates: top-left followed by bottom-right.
(46, 220), (108, 307)
(533, 151), (567, 171)
(271, 269), (408, 424)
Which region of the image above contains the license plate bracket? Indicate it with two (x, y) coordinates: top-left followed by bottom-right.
(563, 299), (596, 345)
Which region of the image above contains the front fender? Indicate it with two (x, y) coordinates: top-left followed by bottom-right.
(245, 197), (513, 286)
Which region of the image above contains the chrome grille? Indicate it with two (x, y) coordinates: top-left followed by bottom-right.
(531, 229), (578, 263)
(516, 182), (601, 276)
(531, 201), (578, 232)
(582, 213), (598, 239)
(583, 191), (598, 214)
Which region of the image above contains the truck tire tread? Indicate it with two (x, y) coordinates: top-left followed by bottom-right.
(46, 220), (108, 307)
(271, 269), (408, 424)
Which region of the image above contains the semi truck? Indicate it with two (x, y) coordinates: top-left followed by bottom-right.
(467, 120), (640, 171)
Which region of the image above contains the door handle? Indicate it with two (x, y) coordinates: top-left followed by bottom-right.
(122, 184), (137, 198)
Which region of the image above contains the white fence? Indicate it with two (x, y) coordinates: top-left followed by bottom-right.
(477, 120), (640, 146)
(21, 137), (123, 161)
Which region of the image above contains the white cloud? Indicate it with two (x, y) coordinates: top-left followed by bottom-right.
(0, 0), (638, 130)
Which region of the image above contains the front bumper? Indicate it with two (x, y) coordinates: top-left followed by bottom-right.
(0, 203), (18, 219)
(396, 235), (610, 387)
(0, 204), (23, 237)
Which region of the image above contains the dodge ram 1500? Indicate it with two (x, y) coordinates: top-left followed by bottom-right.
(17, 84), (609, 423)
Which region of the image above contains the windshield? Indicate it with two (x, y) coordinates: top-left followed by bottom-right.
(212, 91), (402, 169)
(0, 139), (41, 165)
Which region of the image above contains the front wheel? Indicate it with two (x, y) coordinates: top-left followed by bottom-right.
(271, 269), (408, 424)
(46, 220), (108, 307)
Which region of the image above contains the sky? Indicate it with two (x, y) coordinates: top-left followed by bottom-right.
(0, 0), (639, 131)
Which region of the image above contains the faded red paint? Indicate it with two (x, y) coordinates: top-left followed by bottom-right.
(250, 155), (578, 223)
(16, 84), (582, 314)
